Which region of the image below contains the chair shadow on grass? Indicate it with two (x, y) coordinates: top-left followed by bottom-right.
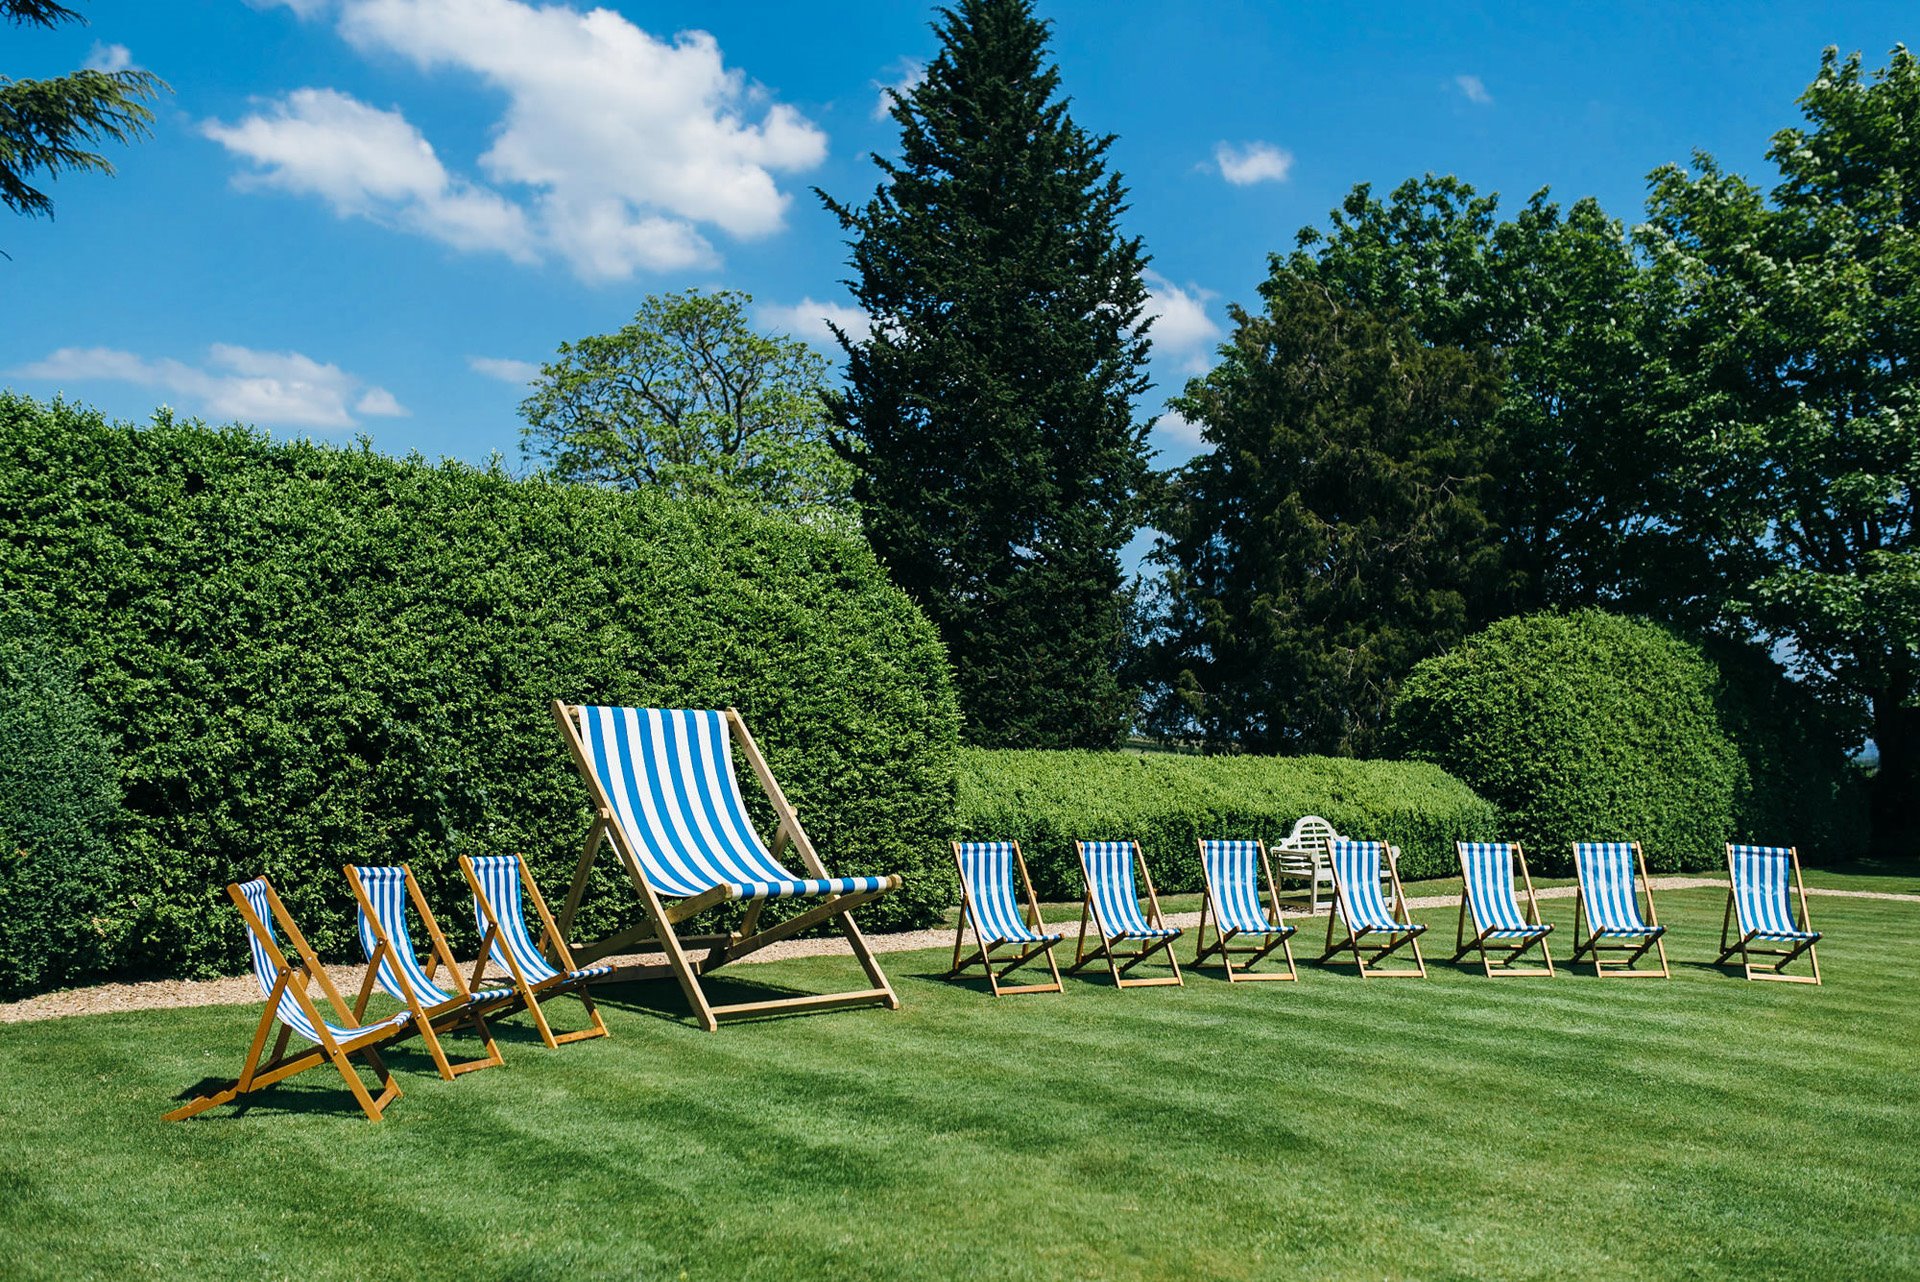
(584, 972), (850, 1027)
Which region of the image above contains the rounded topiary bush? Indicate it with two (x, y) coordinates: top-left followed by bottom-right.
(0, 394), (959, 979)
(0, 617), (131, 997)
(1386, 609), (1745, 873)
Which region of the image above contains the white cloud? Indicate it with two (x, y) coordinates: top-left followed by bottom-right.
(1454, 74), (1493, 105)
(13, 344), (406, 429)
(1155, 409), (1208, 449)
(203, 88), (539, 261)
(1143, 273), (1222, 374)
(84, 42), (133, 73)
(468, 355), (542, 385)
(208, 0), (828, 281)
(761, 297), (871, 347)
(1213, 140), (1293, 186)
(873, 60), (924, 121)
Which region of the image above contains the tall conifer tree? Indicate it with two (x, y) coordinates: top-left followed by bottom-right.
(821, 0), (1153, 748)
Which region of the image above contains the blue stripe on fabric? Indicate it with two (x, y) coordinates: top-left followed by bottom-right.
(1080, 842), (1178, 939)
(1574, 843), (1655, 934)
(1200, 840), (1288, 935)
(1729, 844), (1817, 941)
(1328, 841), (1412, 931)
(956, 842), (1057, 945)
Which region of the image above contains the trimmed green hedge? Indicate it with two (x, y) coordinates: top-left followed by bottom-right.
(0, 616), (132, 998)
(1388, 610), (1745, 873)
(0, 395), (959, 984)
(952, 747), (1499, 898)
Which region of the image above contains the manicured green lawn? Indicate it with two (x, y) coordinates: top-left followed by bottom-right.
(2, 885), (1915, 1281)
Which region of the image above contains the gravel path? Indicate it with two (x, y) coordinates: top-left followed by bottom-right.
(3, 876), (1910, 1025)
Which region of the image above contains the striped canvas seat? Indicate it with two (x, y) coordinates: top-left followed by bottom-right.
(469, 856), (615, 988)
(1574, 843), (1661, 936)
(354, 866), (513, 1008)
(1070, 840), (1183, 988)
(1193, 839), (1298, 981)
(1328, 841), (1414, 932)
(1453, 842), (1554, 978)
(955, 842), (1059, 945)
(1728, 845), (1820, 941)
(165, 876), (414, 1123)
(1200, 841), (1290, 935)
(1458, 843), (1551, 938)
(580, 706), (890, 901)
(238, 879), (411, 1047)
(1081, 841), (1179, 939)
(1571, 841), (1668, 977)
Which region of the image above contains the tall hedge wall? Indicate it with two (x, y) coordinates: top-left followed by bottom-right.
(0, 395), (959, 983)
(953, 747), (1499, 898)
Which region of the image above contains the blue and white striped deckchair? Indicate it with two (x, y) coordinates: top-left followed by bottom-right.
(950, 841), (1063, 995)
(1068, 840), (1183, 988)
(344, 864), (512, 1079)
(552, 701), (902, 1030)
(460, 854), (611, 1049)
(1320, 840), (1427, 977)
(1718, 844), (1822, 983)
(164, 877), (414, 1123)
(1571, 841), (1669, 978)
(1192, 839), (1298, 981)
(1453, 842), (1555, 977)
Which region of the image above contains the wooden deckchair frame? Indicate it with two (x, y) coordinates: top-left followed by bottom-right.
(1452, 842), (1555, 978)
(164, 878), (409, 1123)
(1320, 843), (1427, 978)
(949, 841), (1063, 996)
(460, 854), (609, 1049)
(1191, 839), (1298, 981)
(1716, 843), (1821, 984)
(1068, 840), (1184, 988)
(550, 700), (900, 1032)
(344, 863), (507, 1079)
(1570, 841), (1670, 978)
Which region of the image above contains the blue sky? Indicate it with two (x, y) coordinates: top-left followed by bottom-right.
(5, 0), (1915, 473)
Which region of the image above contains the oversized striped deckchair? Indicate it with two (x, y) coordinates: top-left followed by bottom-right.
(461, 854), (610, 1049)
(1453, 842), (1555, 977)
(344, 864), (511, 1079)
(164, 877), (414, 1123)
(950, 841), (1063, 996)
(1068, 840), (1183, 988)
(1192, 839), (1298, 981)
(1570, 841), (1669, 978)
(1320, 840), (1427, 977)
(1717, 844), (1822, 984)
(551, 702), (901, 1030)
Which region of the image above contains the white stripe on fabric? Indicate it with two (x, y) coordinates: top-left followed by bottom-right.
(1457, 843), (1547, 937)
(955, 842), (1057, 945)
(1200, 840), (1286, 935)
(1574, 843), (1654, 934)
(236, 878), (408, 1046)
(580, 706), (884, 902)
(1080, 842), (1177, 939)
(1328, 841), (1409, 931)
(1729, 844), (1817, 941)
